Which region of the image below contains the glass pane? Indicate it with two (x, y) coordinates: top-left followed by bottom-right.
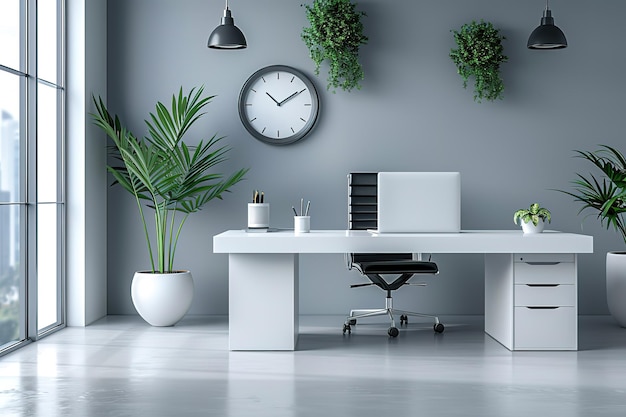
(0, 0), (21, 71)
(37, 0), (58, 83)
(0, 205), (21, 346)
(37, 204), (58, 330)
(0, 71), (21, 203)
(37, 82), (58, 203)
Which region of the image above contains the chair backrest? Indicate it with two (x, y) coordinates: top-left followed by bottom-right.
(348, 172), (412, 263)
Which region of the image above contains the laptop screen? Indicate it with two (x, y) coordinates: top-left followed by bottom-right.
(376, 172), (461, 233)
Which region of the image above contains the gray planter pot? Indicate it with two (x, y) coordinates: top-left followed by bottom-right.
(606, 252), (626, 328)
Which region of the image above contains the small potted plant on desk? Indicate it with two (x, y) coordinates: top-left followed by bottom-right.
(514, 203), (552, 234)
(558, 145), (626, 327)
(92, 87), (248, 326)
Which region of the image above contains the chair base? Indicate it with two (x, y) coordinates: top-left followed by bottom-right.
(343, 297), (444, 337)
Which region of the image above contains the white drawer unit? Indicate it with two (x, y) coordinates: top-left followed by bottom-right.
(514, 306), (577, 350)
(513, 254), (577, 350)
(513, 262), (575, 285)
(514, 254), (575, 285)
(514, 284), (575, 307)
(484, 253), (579, 351)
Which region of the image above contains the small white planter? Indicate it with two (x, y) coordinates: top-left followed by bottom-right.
(131, 270), (194, 326)
(521, 219), (545, 234)
(606, 252), (626, 328)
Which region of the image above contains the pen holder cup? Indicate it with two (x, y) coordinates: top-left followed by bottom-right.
(294, 216), (310, 234)
(248, 203), (270, 229)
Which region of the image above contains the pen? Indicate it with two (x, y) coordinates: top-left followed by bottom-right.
(292, 206), (299, 216)
(260, 192), (264, 203)
(305, 201), (310, 216)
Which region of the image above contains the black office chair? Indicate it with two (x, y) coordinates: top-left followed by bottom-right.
(343, 172), (444, 337)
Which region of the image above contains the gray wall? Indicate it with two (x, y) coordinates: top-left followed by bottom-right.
(105, 0), (626, 316)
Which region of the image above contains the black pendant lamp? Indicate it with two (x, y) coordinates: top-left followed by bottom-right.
(208, 0), (247, 49)
(527, 0), (567, 49)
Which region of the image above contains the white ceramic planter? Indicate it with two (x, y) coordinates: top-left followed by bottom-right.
(521, 219), (545, 234)
(131, 270), (194, 326)
(606, 252), (626, 328)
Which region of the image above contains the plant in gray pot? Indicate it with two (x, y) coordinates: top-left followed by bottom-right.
(301, 0), (368, 93)
(450, 20), (508, 103)
(92, 87), (248, 326)
(558, 145), (626, 327)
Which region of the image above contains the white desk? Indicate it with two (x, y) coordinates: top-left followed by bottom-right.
(213, 230), (593, 351)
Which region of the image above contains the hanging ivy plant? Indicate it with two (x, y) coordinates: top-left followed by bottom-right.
(301, 0), (368, 92)
(450, 20), (508, 103)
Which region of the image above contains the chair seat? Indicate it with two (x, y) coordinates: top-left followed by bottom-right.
(359, 260), (438, 275)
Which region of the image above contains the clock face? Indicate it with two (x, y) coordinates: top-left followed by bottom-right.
(238, 65), (320, 145)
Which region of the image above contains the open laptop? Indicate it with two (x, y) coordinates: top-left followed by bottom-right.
(373, 172), (461, 233)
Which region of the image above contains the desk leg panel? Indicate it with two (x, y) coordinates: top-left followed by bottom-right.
(229, 254), (299, 350)
(484, 254), (514, 350)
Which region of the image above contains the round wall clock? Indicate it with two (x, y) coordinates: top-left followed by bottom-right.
(238, 65), (320, 145)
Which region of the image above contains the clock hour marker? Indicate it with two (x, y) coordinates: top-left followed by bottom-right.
(291, 127), (295, 133)
(300, 117), (307, 122)
(262, 127), (266, 134)
(304, 103), (311, 106)
(250, 117), (257, 122)
(277, 72), (280, 79)
(277, 130), (280, 138)
(251, 88), (257, 93)
(245, 103), (252, 106)
(261, 77), (266, 83)
(291, 76), (295, 83)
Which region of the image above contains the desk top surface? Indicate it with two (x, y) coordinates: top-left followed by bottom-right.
(213, 230), (593, 254)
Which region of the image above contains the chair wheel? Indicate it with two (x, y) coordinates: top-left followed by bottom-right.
(343, 324), (351, 334)
(400, 315), (408, 325)
(434, 323), (444, 333)
(388, 327), (399, 337)
(349, 318), (357, 325)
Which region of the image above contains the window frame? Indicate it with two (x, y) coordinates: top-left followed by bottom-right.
(0, 0), (66, 356)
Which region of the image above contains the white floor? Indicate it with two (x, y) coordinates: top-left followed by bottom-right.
(1, 315), (626, 417)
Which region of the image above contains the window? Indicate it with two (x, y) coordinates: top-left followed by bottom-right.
(0, 0), (65, 355)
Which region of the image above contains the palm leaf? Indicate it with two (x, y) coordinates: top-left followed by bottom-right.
(558, 148), (626, 245)
(91, 87), (248, 273)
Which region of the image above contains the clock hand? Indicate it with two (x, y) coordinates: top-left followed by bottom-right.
(278, 89), (306, 106)
(265, 92), (280, 106)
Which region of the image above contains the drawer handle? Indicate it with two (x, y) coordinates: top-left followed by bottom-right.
(526, 284), (559, 287)
(526, 306), (559, 310)
(524, 261), (561, 266)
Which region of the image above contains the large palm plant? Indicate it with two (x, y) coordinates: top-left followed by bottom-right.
(559, 145), (626, 245)
(92, 87), (248, 273)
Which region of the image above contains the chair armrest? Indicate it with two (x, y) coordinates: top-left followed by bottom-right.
(345, 253), (353, 270)
(345, 253), (365, 274)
